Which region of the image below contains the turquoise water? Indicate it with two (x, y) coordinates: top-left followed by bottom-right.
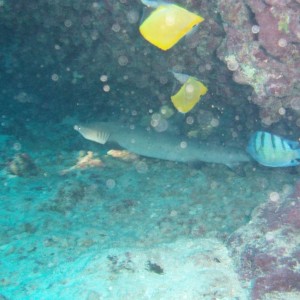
(1, 1), (300, 299)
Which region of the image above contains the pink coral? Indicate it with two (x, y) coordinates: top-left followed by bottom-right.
(228, 188), (300, 298)
(252, 268), (300, 299)
(217, 0), (300, 125)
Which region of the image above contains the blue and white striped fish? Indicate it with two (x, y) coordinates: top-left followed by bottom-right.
(247, 131), (300, 167)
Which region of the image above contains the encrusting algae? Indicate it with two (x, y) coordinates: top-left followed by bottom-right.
(107, 149), (139, 162)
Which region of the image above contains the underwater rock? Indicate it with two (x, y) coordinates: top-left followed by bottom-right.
(217, 0), (300, 126)
(228, 187), (300, 299)
(7, 153), (39, 177)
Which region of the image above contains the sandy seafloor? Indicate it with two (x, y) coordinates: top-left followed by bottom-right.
(0, 121), (298, 300)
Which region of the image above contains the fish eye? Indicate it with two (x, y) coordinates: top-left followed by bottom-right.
(74, 125), (80, 131)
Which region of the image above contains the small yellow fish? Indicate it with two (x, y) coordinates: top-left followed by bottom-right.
(139, 1), (204, 50)
(171, 74), (208, 113)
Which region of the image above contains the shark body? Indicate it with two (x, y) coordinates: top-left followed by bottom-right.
(74, 122), (251, 167)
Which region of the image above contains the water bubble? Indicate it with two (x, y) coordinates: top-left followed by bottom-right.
(185, 83), (195, 95)
(156, 119), (168, 132)
(205, 63), (212, 71)
(127, 10), (139, 24)
(210, 118), (219, 127)
(265, 232), (275, 242)
(180, 141), (187, 149)
(112, 23), (121, 32)
(160, 106), (174, 118)
(151, 113), (168, 132)
(92, 2), (100, 9)
(106, 179), (116, 189)
(103, 84), (110, 92)
(151, 113), (161, 127)
(278, 107), (286, 115)
(186, 116), (194, 125)
(170, 210), (178, 217)
(278, 38), (287, 48)
(134, 161), (148, 173)
(91, 31), (99, 40)
(291, 97), (300, 110)
(226, 58), (239, 71)
(13, 142), (22, 151)
(51, 74), (59, 81)
(118, 55), (129, 66)
(64, 19), (72, 27)
(251, 25), (260, 34)
(269, 192), (280, 202)
(165, 15), (175, 26)
(210, 181), (218, 189)
(100, 75), (108, 82)
(159, 76), (168, 85)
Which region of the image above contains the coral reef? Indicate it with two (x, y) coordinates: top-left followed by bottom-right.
(1, 0), (255, 143)
(217, 0), (300, 126)
(228, 187), (300, 299)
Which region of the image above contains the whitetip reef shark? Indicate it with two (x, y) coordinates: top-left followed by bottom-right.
(74, 122), (251, 168)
